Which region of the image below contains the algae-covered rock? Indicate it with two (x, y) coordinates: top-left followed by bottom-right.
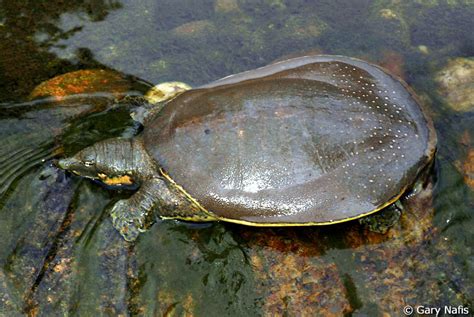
(280, 14), (327, 39)
(436, 57), (474, 112)
(367, 2), (411, 49)
(241, 229), (352, 316)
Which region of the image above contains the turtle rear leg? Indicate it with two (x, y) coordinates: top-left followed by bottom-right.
(358, 202), (402, 234)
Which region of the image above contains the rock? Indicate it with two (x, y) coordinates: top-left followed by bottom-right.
(282, 15), (327, 38)
(379, 50), (406, 79)
(144, 82), (191, 104)
(418, 45), (430, 54)
(368, 2), (410, 46)
(455, 130), (474, 190)
(0, 165), (79, 314)
(265, 0), (286, 10)
(436, 57), (474, 112)
(241, 229), (352, 316)
(379, 8), (398, 19)
(344, 180), (467, 315)
(172, 20), (215, 37)
(129, 82), (192, 124)
(460, 148), (474, 189)
(29, 69), (133, 101)
(214, 0), (240, 13)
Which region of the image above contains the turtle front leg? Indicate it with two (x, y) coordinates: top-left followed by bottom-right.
(57, 137), (172, 241)
(110, 177), (171, 241)
(111, 175), (217, 241)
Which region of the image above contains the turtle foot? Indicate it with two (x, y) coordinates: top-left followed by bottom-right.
(359, 202), (402, 234)
(110, 199), (153, 241)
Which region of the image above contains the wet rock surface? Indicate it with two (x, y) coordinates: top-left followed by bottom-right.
(242, 229), (352, 316)
(28, 69), (135, 101)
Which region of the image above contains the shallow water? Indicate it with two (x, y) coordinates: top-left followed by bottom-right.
(0, 0), (473, 315)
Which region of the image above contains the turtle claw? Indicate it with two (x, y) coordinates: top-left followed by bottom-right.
(113, 218), (141, 242)
(110, 199), (152, 241)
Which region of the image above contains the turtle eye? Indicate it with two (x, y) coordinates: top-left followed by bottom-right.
(84, 161), (94, 167)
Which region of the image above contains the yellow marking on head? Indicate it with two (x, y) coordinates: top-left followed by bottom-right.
(98, 173), (133, 186)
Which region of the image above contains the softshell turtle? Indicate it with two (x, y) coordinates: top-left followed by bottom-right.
(58, 55), (437, 241)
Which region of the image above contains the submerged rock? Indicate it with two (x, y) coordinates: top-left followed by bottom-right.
(214, 0), (240, 13)
(172, 20), (215, 37)
(436, 57), (474, 112)
(463, 149), (474, 189)
(242, 229), (352, 315)
(457, 131), (474, 190)
(281, 14), (327, 38)
(379, 50), (406, 79)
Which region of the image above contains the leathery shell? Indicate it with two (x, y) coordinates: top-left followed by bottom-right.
(144, 55), (436, 225)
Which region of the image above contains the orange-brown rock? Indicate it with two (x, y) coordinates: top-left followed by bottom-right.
(241, 229), (352, 316)
(462, 150), (474, 189)
(29, 69), (132, 101)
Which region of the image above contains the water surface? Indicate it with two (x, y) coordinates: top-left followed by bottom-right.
(0, 0), (473, 315)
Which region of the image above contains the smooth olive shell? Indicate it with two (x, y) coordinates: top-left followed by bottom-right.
(144, 55), (436, 224)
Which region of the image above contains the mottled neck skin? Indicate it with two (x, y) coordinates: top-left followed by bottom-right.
(93, 137), (156, 180)
(58, 137), (215, 241)
(58, 137), (155, 184)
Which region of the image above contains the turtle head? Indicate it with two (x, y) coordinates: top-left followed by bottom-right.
(57, 138), (137, 186)
(58, 145), (104, 180)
